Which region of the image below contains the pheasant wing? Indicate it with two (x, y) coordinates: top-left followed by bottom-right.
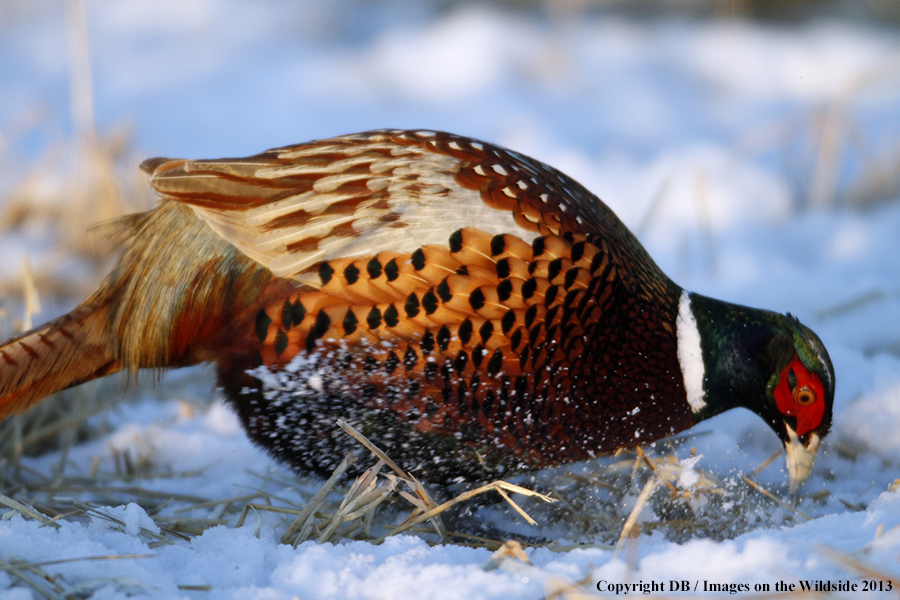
(142, 129), (659, 289)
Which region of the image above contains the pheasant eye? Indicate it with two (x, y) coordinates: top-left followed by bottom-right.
(773, 355), (826, 437)
(793, 386), (815, 406)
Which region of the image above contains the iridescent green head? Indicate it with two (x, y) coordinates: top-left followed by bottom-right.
(679, 292), (835, 491)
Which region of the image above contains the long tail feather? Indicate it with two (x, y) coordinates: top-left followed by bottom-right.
(0, 301), (120, 420)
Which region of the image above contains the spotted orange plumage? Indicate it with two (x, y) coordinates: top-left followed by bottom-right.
(154, 130), (691, 480)
(0, 130), (833, 488)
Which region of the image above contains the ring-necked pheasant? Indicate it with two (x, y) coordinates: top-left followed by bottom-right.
(0, 130), (834, 490)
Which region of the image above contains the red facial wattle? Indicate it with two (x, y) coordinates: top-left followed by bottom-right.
(773, 355), (826, 437)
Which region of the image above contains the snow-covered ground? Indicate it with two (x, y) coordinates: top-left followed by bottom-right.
(3, 1), (900, 598)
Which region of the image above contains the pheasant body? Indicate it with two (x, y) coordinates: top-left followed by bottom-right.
(0, 130), (834, 488)
(216, 225), (693, 481)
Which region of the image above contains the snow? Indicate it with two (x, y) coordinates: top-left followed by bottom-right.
(3, 1), (900, 598)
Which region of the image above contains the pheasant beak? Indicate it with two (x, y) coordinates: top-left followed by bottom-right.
(784, 423), (820, 493)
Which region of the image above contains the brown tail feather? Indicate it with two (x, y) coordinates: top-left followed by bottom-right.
(0, 301), (121, 420)
(0, 202), (275, 422)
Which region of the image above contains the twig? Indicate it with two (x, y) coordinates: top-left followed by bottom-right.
(749, 448), (783, 477)
(0, 493), (60, 528)
(614, 476), (657, 557)
(743, 478), (811, 520)
(0, 553), (155, 572)
(336, 419), (406, 477)
(280, 452), (356, 544)
(374, 481), (554, 544)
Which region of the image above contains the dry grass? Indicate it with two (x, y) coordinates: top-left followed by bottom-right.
(5, 414), (885, 599)
(225, 420), (558, 548)
(0, 403), (821, 548)
(733, 53), (900, 211)
(2, 412), (832, 600)
(0, 72), (154, 469)
(0, 118), (152, 306)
